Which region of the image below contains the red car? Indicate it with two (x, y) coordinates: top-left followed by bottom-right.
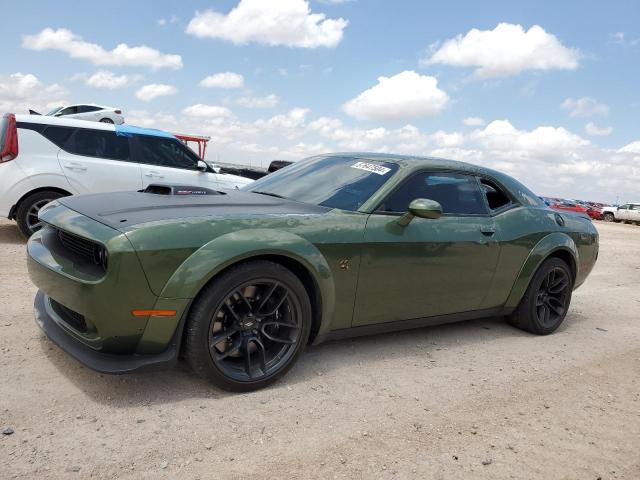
(549, 201), (601, 219)
(550, 202), (603, 220)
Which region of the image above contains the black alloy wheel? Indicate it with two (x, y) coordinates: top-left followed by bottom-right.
(508, 257), (573, 335)
(208, 280), (303, 381)
(184, 260), (311, 391)
(534, 267), (571, 328)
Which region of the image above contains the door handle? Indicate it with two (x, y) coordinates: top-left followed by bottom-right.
(480, 227), (496, 236)
(63, 162), (87, 171)
(145, 171), (164, 178)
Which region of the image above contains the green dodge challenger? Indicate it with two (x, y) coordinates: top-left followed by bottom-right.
(27, 153), (598, 391)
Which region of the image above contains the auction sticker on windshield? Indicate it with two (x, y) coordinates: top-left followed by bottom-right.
(351, 161), (391, 175)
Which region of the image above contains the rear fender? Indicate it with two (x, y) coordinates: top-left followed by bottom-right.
(504, 232), (578, 309)
(159, 229), (335, 334)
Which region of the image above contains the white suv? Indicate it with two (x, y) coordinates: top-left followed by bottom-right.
(601, 203), (640, 224)
(0, 113), (253, 237)
(45, 104), (125, 124)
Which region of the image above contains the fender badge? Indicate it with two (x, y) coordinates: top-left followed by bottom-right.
(339, 259), (351, 271)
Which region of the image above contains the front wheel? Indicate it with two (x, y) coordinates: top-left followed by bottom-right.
(603, 212), (615, 222)
(508, 257), (573, 335)
(183, 260), (312, 391)
(16, 190), (65, 238)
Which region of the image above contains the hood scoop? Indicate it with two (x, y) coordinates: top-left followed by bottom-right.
(142, 183), (224, 196)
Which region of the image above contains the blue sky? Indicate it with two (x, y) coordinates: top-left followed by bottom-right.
(1, 0), (639, 202)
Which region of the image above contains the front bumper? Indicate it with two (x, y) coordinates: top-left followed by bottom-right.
(34, 290), (181, 374)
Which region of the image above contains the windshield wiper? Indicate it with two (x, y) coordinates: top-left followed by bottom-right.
(252, 191), (288, 199)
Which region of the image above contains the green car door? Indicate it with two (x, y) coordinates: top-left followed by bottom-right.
(352, 171), (501, 327)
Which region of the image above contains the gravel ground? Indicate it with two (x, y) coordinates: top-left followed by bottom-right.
(0, 218), (639, 479)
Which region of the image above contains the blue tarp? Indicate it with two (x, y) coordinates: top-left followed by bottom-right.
(114, 124), (176, 139)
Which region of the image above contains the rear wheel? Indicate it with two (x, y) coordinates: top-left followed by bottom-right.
(603, 212), (615, 222)
(99, 118), (114, 124)
(508, 257), (573, 335)
(184, 260), (311, 391)
(16, 190), (65, 238)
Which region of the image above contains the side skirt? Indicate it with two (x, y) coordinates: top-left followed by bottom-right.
(314, 307), (512, 345)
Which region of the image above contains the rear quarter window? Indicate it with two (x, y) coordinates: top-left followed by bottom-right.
(42, 126), (74, 148)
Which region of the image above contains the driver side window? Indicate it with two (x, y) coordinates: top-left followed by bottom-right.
(378, 172), (486, 215)
(134, 135), (199, 170)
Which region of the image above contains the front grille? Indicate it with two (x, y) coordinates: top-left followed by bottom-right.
(56, 229), (107, 271)
(50, 299), (88, 333)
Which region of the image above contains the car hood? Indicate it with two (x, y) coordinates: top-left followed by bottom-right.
(57, 188), (330, 231)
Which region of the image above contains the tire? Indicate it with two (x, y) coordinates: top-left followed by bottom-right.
(183, 260), (312, 392)
(603, 212), (615, 222)
(16, 190), (65, 238)
(99, 118), (114, 124)
(508, 257), (573, 335)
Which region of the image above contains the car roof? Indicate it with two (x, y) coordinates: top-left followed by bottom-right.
(15, 114), (116, 130)
(322, 152), (514, 179)
(320, 152), (544, 208)
(15, 114), (176, 139)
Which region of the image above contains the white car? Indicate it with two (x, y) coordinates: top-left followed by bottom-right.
(0, 113), (253, 237)
(46, 104), (125, 124)
(601, 203), (640, 224)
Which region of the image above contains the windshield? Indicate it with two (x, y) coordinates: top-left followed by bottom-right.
(243, 155), (399, 212)
(46, 106), (63, 116)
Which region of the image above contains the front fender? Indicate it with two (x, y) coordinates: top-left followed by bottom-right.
(504, 232), (578, 309)
(158, 229), (336, 333)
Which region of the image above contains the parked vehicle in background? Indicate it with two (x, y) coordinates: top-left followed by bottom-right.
(0, 113), (253, 237)
(584, 206), (603, 220)
(44, 104), (125, 124)
(268, 160), (293, 172)
(601, 203), (640, 223)
(548, 201), (590, 218)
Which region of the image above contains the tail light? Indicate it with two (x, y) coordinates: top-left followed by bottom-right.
(0, 113), (19, 162)
(114, 109), (122, 115)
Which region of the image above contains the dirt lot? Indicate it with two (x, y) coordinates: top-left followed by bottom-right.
(0, 219), (639, 479)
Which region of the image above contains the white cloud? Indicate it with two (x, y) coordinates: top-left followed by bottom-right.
(462, 116), (486, 126)
(22, 28), (183, 70)
(186, 0), (348, 48)
(119, 105), (640, 203)
(126, 110), (178, 129)
(0, 72), (67, 113)
(342, 70), (449, 121)
(255, 108), (310, 138)
(85, 70), (137, 89)
(200, 72), (245, 89)
(135, 84), (178, 102)
(182, 104), (234, 118)
(423, 23), (580, 79)
(157, 15), (179, 27)
(618, 141), (640, 154)
(609, 31), (640, 47)
(585, 122), (613, 137)
(237, 94), (279, 108)
(561, 97), (609, 118)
